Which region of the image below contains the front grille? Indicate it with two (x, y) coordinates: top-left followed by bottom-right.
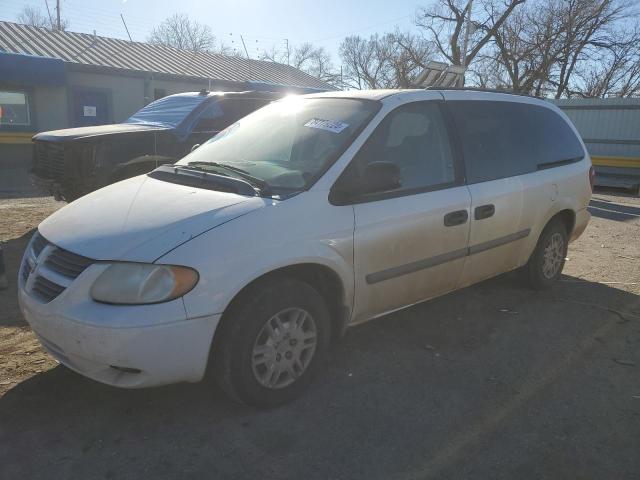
(22, 231), (95, 303)
(32, 232), (47, 257)
(45, 248), (94, 278)
(32, 276), (66, 302)
(34, 142), (66, 180)
(21, 261), (30, 283)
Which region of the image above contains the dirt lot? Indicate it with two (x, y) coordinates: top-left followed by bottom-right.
(1, 191), (639, 479)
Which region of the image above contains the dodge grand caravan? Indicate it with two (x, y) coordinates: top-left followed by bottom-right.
(18, 89), (592, 406)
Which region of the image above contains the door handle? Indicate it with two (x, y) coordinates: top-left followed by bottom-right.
(444, 209), (469, 227)
(474, 204), (495, 220)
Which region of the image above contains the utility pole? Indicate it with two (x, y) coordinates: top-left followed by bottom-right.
(56, 0), (61, 30)
(240, 35), (250, 59)
(120, 14), (132, 41)
(285, 38), (290, 65)
(44, 0), (54, 28)
(458, 0), (473, 87)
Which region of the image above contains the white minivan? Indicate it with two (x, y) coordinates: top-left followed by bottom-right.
(19, 89), (592, 406)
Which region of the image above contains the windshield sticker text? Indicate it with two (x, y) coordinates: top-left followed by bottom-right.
(304, 118), (349, 134)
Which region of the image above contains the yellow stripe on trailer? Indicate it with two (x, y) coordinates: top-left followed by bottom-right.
(591, 155), (640, 169)
(0, 132), (34, 144)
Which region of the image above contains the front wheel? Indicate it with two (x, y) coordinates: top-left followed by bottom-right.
(523, 219), (568, 290)
(212, 278), (331, 407)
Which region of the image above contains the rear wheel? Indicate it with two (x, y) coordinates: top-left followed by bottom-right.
(523, 219), (568, 290)
(212, 278), (330, 407)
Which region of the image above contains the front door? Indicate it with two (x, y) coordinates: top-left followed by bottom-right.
(71, 89), (110, 127)
(349, 100), (471, 323)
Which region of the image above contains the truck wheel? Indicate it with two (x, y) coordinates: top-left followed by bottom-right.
(523, 219), (568, 290)
(60, 188), (81, 203)
(213, 278), (331, 407)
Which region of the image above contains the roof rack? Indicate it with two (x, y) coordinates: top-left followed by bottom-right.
(424, 86), (542, 99)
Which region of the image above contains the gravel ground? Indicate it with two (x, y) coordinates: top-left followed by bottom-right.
(0, 190), (638, 479)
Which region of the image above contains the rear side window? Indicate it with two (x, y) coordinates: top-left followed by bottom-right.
(448, 101), (584, 184)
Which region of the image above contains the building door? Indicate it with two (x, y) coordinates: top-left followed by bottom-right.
(71, 89), (110, 127)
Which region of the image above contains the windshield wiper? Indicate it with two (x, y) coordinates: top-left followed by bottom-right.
(184, 161), (272, 195)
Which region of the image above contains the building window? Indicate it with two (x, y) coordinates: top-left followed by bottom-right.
(154, 88), (167, 100)
(0, 90), (31, 127)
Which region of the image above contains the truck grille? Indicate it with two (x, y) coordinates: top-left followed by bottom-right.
(21, 231), (95, 303)
(34, 142), (66, 180)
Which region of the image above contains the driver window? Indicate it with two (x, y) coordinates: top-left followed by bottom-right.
(195, 99), (270, 133)
(352, 101), (456, 191)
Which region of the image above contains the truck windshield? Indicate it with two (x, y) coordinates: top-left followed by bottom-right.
(175, 97), (379, 195)
(125, 95), (208, 128)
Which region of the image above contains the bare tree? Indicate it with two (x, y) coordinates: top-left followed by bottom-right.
(18, 5), (69, 30)
(339, 32), (434, 89)
(415, 0), (526, 68)
(260, 42), (339, 85)
(339, 35), (392, 89)
(486, 0), (640, 97)
(148, 14), (228, 54)
(574, 27), (640, 97)
(487, 1), (564, 95)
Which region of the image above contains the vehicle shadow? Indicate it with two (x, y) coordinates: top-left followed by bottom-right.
(1, 271), (639, 479)
(588, 199), (640, 222)
(0, 165), (50, 200)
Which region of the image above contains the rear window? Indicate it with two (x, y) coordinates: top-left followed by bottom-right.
(448, 101), (584, 184)
(126, 94), (208, 128)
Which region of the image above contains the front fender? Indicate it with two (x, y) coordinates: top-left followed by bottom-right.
(156, 190), (355, 320)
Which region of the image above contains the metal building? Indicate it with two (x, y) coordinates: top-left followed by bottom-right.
(553, 97), (640, 192)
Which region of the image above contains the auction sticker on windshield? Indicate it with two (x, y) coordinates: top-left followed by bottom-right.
(304, 118), (349, 134)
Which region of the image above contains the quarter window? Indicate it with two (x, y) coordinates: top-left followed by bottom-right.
(349, 101), (456, 193)
(0, 90), (30, 127)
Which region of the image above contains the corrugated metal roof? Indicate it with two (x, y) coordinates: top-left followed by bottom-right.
(0, 21), (332, 90)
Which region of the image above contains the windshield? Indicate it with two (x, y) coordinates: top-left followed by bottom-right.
(175, 97), (379, 195)
(125, 95), (208, 128)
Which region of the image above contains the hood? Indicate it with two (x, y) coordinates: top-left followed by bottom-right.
(38, 175), (270, 262)
(33, 123), (169, 142)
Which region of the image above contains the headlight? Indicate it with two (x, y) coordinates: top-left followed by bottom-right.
(90, 263), (199, 305)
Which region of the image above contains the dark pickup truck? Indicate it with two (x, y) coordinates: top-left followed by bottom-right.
(31, 90), (284, 201)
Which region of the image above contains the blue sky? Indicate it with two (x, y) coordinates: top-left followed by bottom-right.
(1, 0), (424, 64)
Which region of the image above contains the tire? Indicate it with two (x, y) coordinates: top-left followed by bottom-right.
(212, 278), (331, 407)
(60, 188), (81, 203)
(523, 219), (568, 290)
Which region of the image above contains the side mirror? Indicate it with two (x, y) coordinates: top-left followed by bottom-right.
(360, 161), (401, 194)
(191, 143), (201, 152)
(330, 161), (401, 204)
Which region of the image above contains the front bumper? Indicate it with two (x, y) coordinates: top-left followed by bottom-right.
(18, 261), (220, 388)
(29, 173), (71, 201)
